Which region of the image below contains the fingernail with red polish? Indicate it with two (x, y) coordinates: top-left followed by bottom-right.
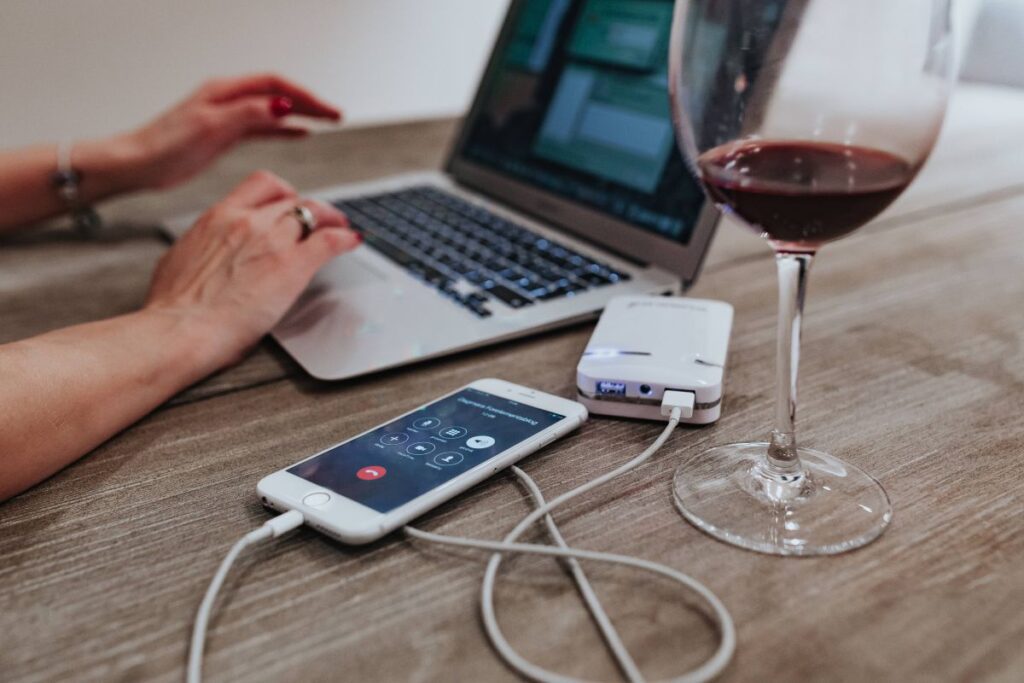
(270, 96), (293, 118)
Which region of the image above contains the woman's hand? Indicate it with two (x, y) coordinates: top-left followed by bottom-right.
(0, 73), (339, 233)
(122, 73), (341, 190)
(0, 171), (359, 500)
(145, 170), (361, 366)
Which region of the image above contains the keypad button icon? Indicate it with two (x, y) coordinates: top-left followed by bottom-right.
(413, 417), (442, 430)
(438, 426), (468, 440)
(379, 433), (409, 446)
(406, 442), (437, 456)
(466, 435), (496, 450)
(433, 452), (465, 467)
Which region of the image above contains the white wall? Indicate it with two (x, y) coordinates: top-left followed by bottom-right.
(0, 0), (511, 148)
(0, 0), (999, 149)
(961, 0), (1024, 88)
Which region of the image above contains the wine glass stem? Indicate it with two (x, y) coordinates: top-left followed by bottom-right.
(768, 251), (815, 476)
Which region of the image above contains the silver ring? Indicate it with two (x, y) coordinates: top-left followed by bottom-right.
(292, 204), (316, 240)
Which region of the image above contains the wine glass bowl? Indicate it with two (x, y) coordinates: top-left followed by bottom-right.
(672, 0), (953, 250)
(696, 140), (917, 250)
(668, 0), (954, 555)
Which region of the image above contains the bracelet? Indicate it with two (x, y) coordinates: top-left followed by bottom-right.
(51, 141), (102, 237)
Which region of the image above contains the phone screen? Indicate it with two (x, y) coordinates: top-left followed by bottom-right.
(288, 388), (566, 513)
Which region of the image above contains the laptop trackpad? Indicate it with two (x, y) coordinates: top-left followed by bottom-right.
(275, 252), (397, 341)
(316, 253), (386, 291)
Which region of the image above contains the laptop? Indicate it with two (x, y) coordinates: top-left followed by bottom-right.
(169, 0), (719, 381)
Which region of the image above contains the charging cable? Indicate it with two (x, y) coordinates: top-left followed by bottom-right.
(406, 391), (732, 683)
(188, 391), (733, 683)
(187, 510), (304, 683)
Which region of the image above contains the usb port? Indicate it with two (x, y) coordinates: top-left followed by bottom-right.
(596, 381), (627, 397)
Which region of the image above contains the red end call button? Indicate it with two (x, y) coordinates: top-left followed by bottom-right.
(357, 465), (387, 481)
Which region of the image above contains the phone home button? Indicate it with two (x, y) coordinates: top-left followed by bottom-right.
(303, 492), (331, 507)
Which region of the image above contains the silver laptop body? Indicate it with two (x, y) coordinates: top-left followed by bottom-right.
(167, 0), (719, 381)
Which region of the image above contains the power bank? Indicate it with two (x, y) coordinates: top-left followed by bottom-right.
(576, 296), (733, 424)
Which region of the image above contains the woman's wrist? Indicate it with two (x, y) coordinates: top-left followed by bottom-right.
(135, 304), (252, 382)
(72, 132), (149, 202)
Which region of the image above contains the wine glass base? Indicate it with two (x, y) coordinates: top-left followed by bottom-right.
(673, 442), (892, 556)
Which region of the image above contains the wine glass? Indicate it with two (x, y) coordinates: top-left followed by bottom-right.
(668, 0), (955, 555)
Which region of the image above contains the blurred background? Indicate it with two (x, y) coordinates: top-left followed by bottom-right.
(0, 0), (1016, 149)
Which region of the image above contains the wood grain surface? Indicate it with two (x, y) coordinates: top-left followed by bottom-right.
(2, 83), (1023, 683)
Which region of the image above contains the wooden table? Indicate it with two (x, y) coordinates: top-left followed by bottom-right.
(3, 83), (1023, 683)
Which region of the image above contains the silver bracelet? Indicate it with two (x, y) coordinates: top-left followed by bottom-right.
(51, 141), (102, 237)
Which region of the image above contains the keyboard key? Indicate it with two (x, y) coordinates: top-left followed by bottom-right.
(538, 283), (588, 301)
(335, 186), (630, 318)
(466, 301), (493, 318)
(527, 286), (549, 298)
(487, 285), (533, 309)
(364, 235), (419, 269)
(518, 278), (544, 291)
(580, 272), (614, 286)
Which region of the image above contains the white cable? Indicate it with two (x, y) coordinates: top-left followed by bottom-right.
(489, 464), (733, 683)
(187, 510), (304, 683)
(508, 464), (644, 683)
(190, 393), (735, 683)
(405, 395), (736, 683)
(404, 523), (734, 683)
(479, 423), (679, 683)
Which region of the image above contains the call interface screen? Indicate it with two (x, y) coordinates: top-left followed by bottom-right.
(289, 388), (566, 513)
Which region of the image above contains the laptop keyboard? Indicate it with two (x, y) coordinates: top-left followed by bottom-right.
(332, 186), (630, 318)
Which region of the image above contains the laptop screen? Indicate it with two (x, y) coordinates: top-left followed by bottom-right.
(457, 0), (710, 246)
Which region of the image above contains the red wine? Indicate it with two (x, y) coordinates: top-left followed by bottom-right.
(698, 140), (915, 250)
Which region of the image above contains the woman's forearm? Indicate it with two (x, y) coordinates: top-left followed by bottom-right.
(0, 77), (353, 501)
(0, 308), (236, 501)
(0, 135), (143, 233)
(0, 167), (358, 502)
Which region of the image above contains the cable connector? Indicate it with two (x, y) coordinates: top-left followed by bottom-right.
(188, 510), (306, 683)
(264, 509), (304, 537)
(661, 390), (696, 419)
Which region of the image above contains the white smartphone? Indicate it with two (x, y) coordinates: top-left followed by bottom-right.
(257, 378), (587, 544)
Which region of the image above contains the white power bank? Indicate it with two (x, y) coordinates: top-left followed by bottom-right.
(576, 296), (733, 424)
